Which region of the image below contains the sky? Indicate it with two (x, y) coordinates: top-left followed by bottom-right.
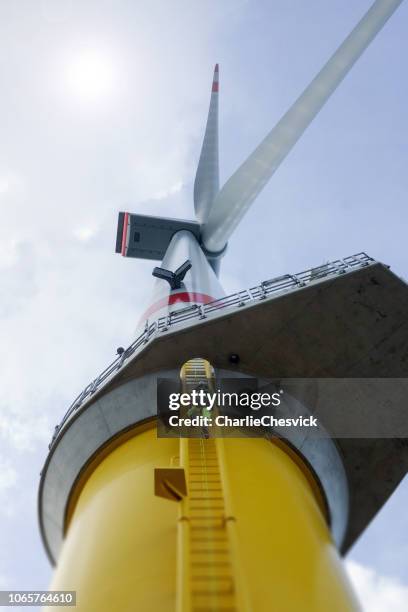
(0, 0), (407, 609)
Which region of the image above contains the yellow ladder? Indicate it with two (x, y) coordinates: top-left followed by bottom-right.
(177, 359), (249, 612)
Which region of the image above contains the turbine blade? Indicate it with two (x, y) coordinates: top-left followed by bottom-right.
(202, 0), (403, 253)
(194, 64), (220, 224)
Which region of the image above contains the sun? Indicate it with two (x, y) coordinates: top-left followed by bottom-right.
(65, 49), (116, 104)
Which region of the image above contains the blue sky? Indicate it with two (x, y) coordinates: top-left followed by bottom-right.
(0, 0), (407, 609)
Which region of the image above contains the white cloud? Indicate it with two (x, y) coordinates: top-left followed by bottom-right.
(0, 460), (18, 518)
(0, 176), (11, 196)
(0, 460), (17, 493)
(0, 238), (19, 269)
(0, 408), (50, 453)
(0, 172), (24, 201)
(346, 560), (408, 612)
(73, 226), (98, 241)
(151, 180), (184, 201)
(0, 571), (9, 589)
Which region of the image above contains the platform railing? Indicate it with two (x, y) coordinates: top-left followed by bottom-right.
(49, 252), (375, 447)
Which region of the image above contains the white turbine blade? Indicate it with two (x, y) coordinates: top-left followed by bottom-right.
(194, 64), (220, 224)
(202, 0), (403, 253)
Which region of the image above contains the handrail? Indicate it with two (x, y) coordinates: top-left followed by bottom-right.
(49, 252), (375, 448)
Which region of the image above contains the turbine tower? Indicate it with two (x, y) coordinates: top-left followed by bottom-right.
(40, 1), (408, 611)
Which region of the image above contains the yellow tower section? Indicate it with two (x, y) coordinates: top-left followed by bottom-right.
(45, 359), (360, 611)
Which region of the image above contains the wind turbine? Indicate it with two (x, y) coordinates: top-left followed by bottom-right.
(116, 0), (403, 320)
(40, 2), (408, 611)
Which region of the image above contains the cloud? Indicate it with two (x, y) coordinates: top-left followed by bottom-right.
(73, 225), (98, 241)
(0, 238), (20, 270)
(346, 560), (408, 612)
(151, 180), (184, 201)
(0, 571), (9, 589)
(0, 460), (18, 517)
(0, 460), (17, 493)
(0, 408), (50, 453)
(0, 171), (23, 199)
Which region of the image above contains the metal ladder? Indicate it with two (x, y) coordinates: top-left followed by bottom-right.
(177, 359), (248, 612)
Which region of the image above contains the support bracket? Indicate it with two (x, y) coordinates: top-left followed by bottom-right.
(152, 260), (192, 289)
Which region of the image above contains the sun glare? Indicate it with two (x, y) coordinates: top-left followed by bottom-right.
(66, 50), (116, 104)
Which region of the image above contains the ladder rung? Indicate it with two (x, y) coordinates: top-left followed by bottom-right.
(191, 538), (228, 543)
(190, 497), (223, 500)
(191, 562), (231, 568)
